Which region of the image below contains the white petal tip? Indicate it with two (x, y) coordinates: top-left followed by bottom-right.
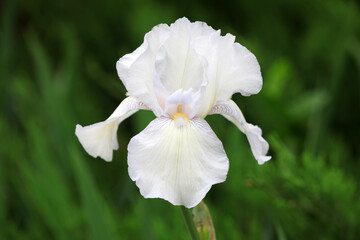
(75, 120), (119, 162)
(256, 156), (272, 165)
(138, 184), (214, 209)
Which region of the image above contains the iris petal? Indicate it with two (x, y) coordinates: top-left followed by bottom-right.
(75, 97), (148, 162)
(155, 33), (205, 92)
(117, 17), (262, 118)
(195, 33), (263, 117)
(210, 100), (271, 165)
(128, 117), (229, 208)
(116, 24), (170, 116)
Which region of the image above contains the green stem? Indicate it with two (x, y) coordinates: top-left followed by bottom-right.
(180, 206), (200, 240)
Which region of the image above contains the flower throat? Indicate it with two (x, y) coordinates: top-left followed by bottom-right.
(172, 104), (189, 122)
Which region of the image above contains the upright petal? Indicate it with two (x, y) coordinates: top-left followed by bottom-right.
(128, 117), (229, 208)
(155, 18), (212, 92)
(221, 42), (263, 98)
(117, 24), (170, 116)
(75, 97), (149, 162)
(116, 42), (147, 82)
(209, 100), (271, 165)
(117, 18), (263, 118)
(194, 33), (263, 117)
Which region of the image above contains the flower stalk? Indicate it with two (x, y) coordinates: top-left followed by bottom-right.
(180, 206), (201, 240)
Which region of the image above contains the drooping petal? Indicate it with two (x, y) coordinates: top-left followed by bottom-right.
(116, 24), (170, 116)
(128, 117), (229, 208)
(75, 97), (149, 162)
(209, 100), (271, 165)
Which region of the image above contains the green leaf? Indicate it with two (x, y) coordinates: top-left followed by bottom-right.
(192, 201), (216, 240)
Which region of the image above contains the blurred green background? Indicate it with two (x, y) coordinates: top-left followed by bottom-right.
(1, 0), (360, 239)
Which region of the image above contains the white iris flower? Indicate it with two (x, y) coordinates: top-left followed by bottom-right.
(75, 17), (271, 208)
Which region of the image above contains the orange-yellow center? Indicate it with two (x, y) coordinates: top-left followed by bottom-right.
(171, 104), (189, 125)
(171, 112), (189, 121)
